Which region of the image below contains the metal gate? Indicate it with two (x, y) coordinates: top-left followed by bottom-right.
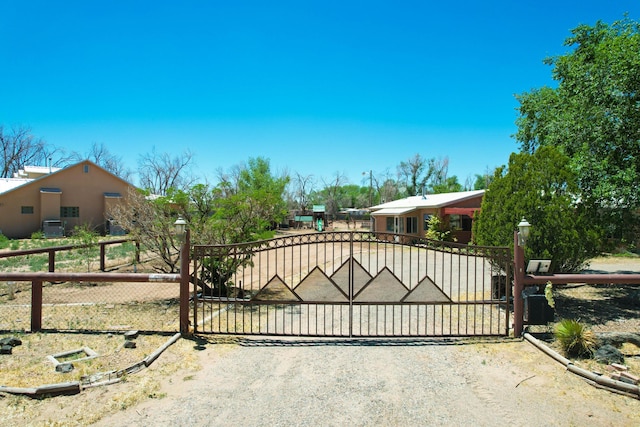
(191, 231), (511, 337)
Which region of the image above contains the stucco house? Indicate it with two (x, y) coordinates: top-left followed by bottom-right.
(0, 160), (134, 238)
(370, 190), (485, 244)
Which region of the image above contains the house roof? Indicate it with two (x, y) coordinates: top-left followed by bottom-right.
(0, 178), (31, 194)
(370, 190), (485, 215)
(0, 160), (135, 196)
(14, 165), (62, 178)
(372, 207), (417, 215)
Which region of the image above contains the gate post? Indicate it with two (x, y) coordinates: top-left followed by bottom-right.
(513, 231), (525, 337)
(180, 229), (191, 334)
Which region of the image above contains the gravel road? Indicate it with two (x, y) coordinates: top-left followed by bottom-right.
(97, 335), (639, 426)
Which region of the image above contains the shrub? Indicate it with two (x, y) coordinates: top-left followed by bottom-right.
(31, 231), (45, 240)
(554, 319), (597, 358)
(425, 215), (454, 242)
(0, 233), (9, 250)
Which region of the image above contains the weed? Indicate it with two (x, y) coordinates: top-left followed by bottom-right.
(30, 231), (45, 240)
(554, 318), (597, 358)
(28, 255), (48, 271)
(0, 233), (10, 249)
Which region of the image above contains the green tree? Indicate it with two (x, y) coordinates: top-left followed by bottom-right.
(430, 176), (463, 194)
(110, 157), (290, 274)
(514, 16), (640, 241)
(397, 154), (449, 197)
(473, 172), (494, 190)
(473, 146), (601, 272)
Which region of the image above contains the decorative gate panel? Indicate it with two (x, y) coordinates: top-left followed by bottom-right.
(192, 232), (511, 337)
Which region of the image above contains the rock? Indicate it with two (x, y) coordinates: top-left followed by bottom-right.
(594, 345), (624, 364)
(0, 345), (12, 355)
(596, 332), (640, 348)
(0, 337), (22, 347)
(56, 363), (74, 373)
(124, 330), (139, 340)
(124, 341), (137, 349)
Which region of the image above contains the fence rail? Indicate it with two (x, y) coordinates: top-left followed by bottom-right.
(0, 238), (140, 272)
(0, 272), (181, 332)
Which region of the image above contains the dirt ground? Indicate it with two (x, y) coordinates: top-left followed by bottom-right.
(97, 336), (640, 427)
(1, 247), (639, 425)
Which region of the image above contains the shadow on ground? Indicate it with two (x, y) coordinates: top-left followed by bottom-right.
(554, 283), (640, 326)
(183, 335), (515, 348)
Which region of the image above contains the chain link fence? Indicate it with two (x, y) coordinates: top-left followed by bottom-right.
(0, 240), (182, 333)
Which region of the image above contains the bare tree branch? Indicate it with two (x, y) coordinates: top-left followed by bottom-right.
(71, 142), (134, 181)
(138, 148), (196, 195)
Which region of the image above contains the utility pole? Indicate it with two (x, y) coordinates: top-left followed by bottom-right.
(363, 170), (372, 207)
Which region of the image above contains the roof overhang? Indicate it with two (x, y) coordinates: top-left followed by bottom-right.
(442, 207), (480, 216)
(371, 207), (417, 216)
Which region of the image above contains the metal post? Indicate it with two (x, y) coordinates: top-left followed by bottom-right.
(513, 231), (525, 337)
(31, 280), (43, 332)
(48, 251), (55, 272)
(180, 229), (191, 334)
(100, 243), (106, 271)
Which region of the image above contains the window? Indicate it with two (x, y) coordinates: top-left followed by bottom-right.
(21, 206), (34, 214)
(450, 214), (473, 231)
(406, 216), (418, 234)
(60, 206), (80, 218)
(386, 217), (394, 232)
(423, 214), (432, 230)
(83, 164), (89, 173)
(386, 217), (405, 233)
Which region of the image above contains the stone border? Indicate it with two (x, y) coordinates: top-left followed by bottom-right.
(523, 332), (640, 399)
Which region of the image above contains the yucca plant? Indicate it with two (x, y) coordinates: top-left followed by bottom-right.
(554, 318), (597, 358)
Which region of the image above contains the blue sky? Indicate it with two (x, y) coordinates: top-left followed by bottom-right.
(2, 1), (639, 188)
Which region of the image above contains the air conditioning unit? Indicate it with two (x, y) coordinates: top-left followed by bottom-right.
(42, 220), (64, 238)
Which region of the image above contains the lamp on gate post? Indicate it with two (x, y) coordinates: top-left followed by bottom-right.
(517, 217), (531, 247)
(174, 216), (191, 334)
(174, 216), (187, 242)
(514, 217), (531, 337)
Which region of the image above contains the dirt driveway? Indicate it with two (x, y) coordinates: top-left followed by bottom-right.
(95, 335), (639, 427)
(88, 256), (640, 426)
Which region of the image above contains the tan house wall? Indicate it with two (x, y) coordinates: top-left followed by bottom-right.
(373, 208), (438, 240)
(41, 191), (62, 222)
(0, 160), (133, 239)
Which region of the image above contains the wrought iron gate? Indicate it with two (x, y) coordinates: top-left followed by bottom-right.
(191, 231), (511, 337)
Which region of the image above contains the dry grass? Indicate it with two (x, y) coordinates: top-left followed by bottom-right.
(0, 332), (172, 388)
(0, 333), (201, 426)
(0, 244), (199, 424)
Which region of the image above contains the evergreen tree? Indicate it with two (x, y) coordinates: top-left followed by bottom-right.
(473, 146), (601, 272)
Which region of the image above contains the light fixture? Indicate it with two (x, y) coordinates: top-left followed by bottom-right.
(174, 216), (187, 239)
(517, 217), (531, 246)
